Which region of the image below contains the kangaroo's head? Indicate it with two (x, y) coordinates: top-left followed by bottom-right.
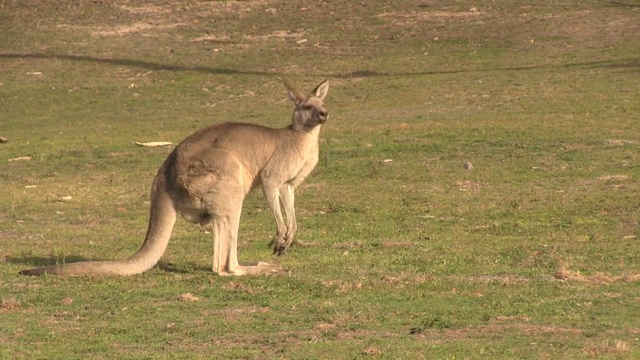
(286, 80), (329, 131)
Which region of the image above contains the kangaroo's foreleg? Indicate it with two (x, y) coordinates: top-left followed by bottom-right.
(279, 182), (299, 253)
(263, 182), (289, 255)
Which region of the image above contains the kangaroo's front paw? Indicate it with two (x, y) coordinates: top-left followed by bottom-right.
(273, 242), (289, 256)
(269, 235), (287, 256)
(279, 242), (297, 256)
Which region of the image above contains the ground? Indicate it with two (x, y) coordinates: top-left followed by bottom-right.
(1, 1), (639, 358)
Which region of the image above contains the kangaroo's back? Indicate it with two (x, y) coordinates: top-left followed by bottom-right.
(172, 122), (281, 186)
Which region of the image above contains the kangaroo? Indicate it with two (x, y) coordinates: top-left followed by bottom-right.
(20, 80), (329, 276)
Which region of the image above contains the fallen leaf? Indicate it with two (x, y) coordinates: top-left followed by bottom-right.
(8, 156), (32, 162)
(134, 141), (173, 147)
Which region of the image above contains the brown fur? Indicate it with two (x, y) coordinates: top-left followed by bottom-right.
(20, 81), (329, 276)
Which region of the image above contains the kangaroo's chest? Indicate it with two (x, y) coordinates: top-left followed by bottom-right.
(290, 142), (319, 182)
(259, 132), (321, 188)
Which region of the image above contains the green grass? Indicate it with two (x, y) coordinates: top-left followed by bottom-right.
(2, 1), (640, 358)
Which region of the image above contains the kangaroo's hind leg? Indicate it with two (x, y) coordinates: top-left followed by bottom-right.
(211, 207), (284, 276)
(203, 152), (285, 276)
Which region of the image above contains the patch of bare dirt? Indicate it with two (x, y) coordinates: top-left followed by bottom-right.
(597, 174), (630, 183)
(606, 139), (637, 147)
(447, 323), (583, 339)
(377, 4), (639, 58)
(448, 274), (531, 285)
(117, 4), (172, 15)
(409, 322), (585, 344)
(456, 180), (483, 192)
(0, 298), (22, 313)
(93, 22), (187, 37)
(582, 339), (631, 357)
(553, 257), (640, 284)
(118, 0), (268, 16)
(594, 174), (633, 190)
(554, 266), (640, 284)
(54, 0), (272, 38)
(243, 30), (306, 42)
(377, 8), (485, 26)
(380, 241), (415, 249)
(55, 22), (186, 37)
(371, 273), (530, 290)
(0, 230), (18, 241)
(545, 9), (640, 45)
(191, 35), (233, 43)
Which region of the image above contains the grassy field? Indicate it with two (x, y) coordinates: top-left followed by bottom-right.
(1, 0), (640, 358)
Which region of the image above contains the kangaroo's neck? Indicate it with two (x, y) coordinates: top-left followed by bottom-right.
(286, 124), (322, 139)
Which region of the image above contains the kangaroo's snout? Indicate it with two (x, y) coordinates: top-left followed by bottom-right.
(318, 110), (329, 122)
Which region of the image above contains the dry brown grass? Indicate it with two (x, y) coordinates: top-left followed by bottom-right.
(554, 258), (640, 284)
(0, 297), (22, 313)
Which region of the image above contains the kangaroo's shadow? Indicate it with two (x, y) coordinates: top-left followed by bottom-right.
(7, 255), (207, 274)
(2, 52), (637, 80)
(7, 255), (93, 268)
(156, 261), (210, 274)
(0, 52), (275, 77)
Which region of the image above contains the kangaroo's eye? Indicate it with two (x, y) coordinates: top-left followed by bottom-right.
(302, 105), (314, 111)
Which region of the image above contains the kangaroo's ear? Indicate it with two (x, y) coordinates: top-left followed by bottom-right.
(312, 80), (329, 100)
(285, 81), (305, 105)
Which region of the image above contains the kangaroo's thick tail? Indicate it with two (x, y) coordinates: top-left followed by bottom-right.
(19, 170), (177, 276)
